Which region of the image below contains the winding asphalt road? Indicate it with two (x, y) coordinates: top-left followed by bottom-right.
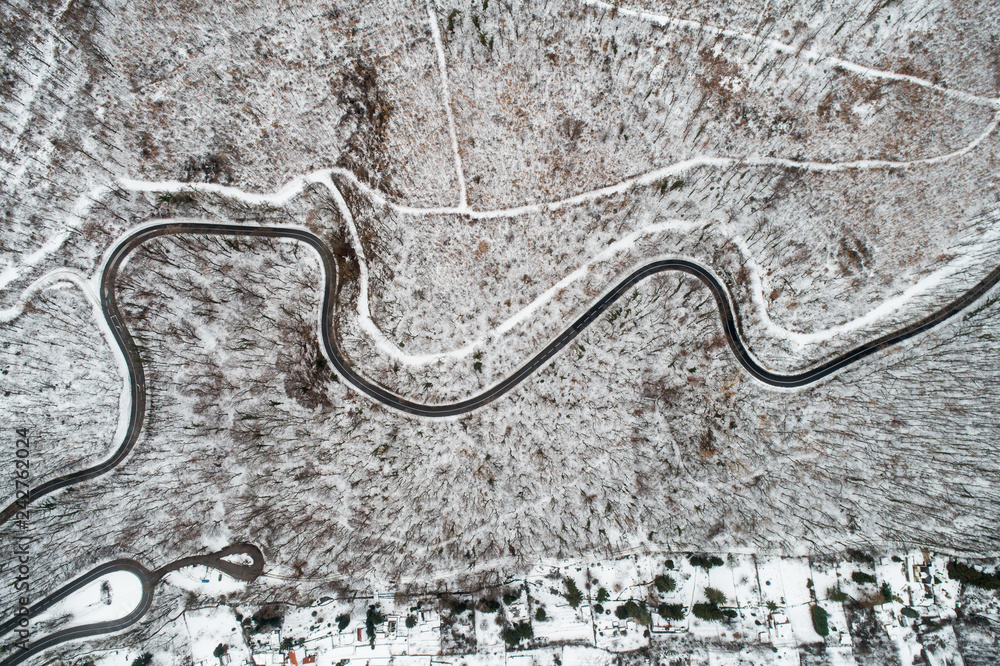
(4, 220), (1000, 521)
(1, 220), (999, 663)
(0, 544), (264, 666)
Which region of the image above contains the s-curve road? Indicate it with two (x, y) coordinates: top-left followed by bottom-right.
(1, 219), (998, 663)
(3, 221), (1000, 527)
(0, 544), (264, 666)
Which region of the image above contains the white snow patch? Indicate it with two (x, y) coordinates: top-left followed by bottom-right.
(182, 606), (250, 665)
(164, 567), (247, 597)
(32, 571), (143, 628)
(221, 552), (255, 566)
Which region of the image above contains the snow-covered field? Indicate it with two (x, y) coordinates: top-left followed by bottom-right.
(51, 550), (992, 666)
(31, 570), (144, 631)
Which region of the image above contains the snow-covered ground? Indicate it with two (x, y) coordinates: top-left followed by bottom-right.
(75, 550), (983, 666)
(31, 571), (143, 632)
(183, 606), (251, 666)
(163, 567), (249, 598)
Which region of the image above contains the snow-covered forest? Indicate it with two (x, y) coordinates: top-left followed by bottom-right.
(1, 0), (999, 663)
